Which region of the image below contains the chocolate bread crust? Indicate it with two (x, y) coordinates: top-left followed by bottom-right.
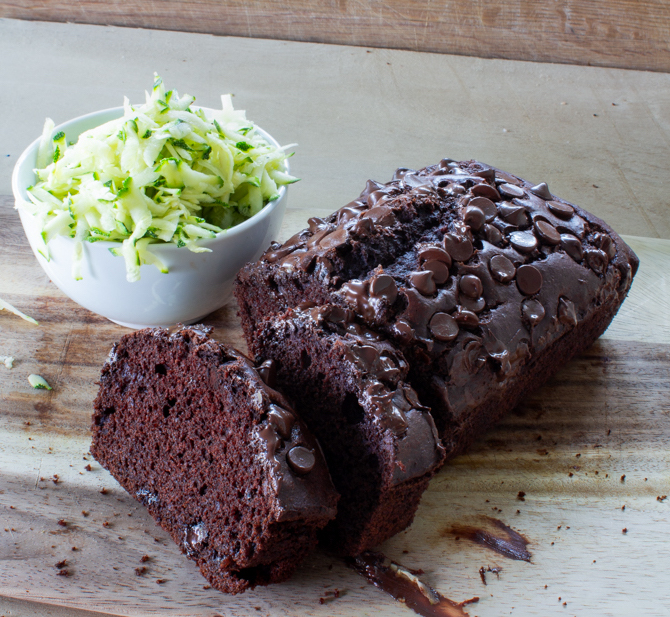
(91, 326), (338, 594)
(235, 159), (638, 458)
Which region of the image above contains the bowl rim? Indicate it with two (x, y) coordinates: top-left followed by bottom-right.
(11, 105), (289, 251)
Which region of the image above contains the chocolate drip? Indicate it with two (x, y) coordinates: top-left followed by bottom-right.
(349, 552), (477, 617)
(445, 517), (532, 562)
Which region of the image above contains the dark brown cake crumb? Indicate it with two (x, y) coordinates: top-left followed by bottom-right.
(156, 578), (166, 584)
(84, 464), (92, 471)
(517, 491), (526, 501)
(56, 569), (69, 577)
(100, 488), (108, 495)
(57, 519), (66, 527)
(55, 559), (67, 568)
(135, 567), (147, 576)
(140, 554), (150, 562)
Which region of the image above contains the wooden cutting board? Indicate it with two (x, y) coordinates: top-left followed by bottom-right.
(1, 193), (669, 617)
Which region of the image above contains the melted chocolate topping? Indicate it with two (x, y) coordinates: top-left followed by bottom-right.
(249, 158), (637, 444)
(283, 305), (445, 485)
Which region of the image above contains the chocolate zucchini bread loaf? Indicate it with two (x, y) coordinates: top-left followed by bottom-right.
(250, 304), (445, 555)
(235, 159), (638, 457)
(91, 326), (338, 594)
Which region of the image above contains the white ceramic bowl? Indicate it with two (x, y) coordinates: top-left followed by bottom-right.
(12, 107), (289, 328)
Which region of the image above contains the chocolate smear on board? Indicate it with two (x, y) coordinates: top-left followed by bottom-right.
(348, 551), (478, 617)
(478, 565), (502, 585)
(445, 517), (532, 562)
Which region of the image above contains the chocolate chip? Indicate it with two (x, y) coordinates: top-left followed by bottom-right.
(267, 405), (295, 439)
(530, 182), (552, 200)
(492, 218), (519, 234)
(366, 190), (391, 207)
(469, 197), (497, 221)
(337, 205), (365, 225)
(495, 171), (522, 185)
(257, 360), (276, 388)
(558, 297), (578, 325)
(370, 274), (398, 304)
(352, 217), (374, 237)
(473, 168), (496, 182)
(280, 250), (313, 270)
(509, 231), (538, 253)
(351, 344), (381, 370)
(489, 254), (516, 283)
(498, 183), (526, 199)
(463, 205), (486, 231)
(585, 248), (609, 274)
(423, 260), (450, 284)
(498, 203), (529, 227)
(460, 295), (486, 313)
(534, 220), (561, 245)
(409, 271), (436, 295)
(547, 200), (574, 219)
(429, 312), (459, 341)
(319, 305), (351, 323)
(453, 308), (480, 327)
(443, 233), (474, 262)
(360, 179), (385, 198)
(560, 233), (584, 262)
(287, 446), (315, 475)
(594, 233), (616, 259)
(361, 205), (396, 227)
(470, 183), (501, 201)
(484, 224), (503, 245)
(418, 245), (452, 267)
(446, 182), (466, 195)
(459, 274), (483, 299)
(393, 167), (413, 180)
(342, 280), (370, 313)
(522, 299), (545, 326)
(394, 319), (415, 343)
(307, 217), (327, 234)
(516, 265), (543, 295)
(412, 185), (437, 198)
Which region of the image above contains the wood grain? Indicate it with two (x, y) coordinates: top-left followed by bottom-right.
(1, 191), (670, 616)
(1, 0), (670, 73)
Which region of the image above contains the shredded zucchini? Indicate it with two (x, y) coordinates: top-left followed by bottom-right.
(21, 74), (298, 282)
(0, 297), (38, 325)
(29, 374), (52, 390)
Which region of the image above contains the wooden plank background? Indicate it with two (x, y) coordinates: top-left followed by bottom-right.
(1, 18), (670, 616)
(1, 0), (669, 73)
